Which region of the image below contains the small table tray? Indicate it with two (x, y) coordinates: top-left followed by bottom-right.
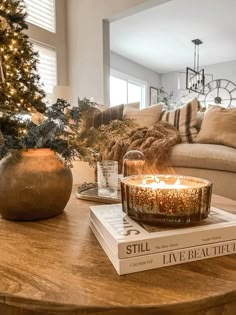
(75, 183), (121, 204)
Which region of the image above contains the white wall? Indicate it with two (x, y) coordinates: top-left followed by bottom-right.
(160, 71), (179, 100)
(110, 52), (161, 106)
(67, 0), (172, 106)
(161, 60), (236, 105)
(204, 60), (236, 83)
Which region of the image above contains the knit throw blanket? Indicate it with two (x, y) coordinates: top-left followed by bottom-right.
(105, 121), (182, 173)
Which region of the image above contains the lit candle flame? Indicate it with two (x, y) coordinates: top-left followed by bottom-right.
(141, 177), (188, 189)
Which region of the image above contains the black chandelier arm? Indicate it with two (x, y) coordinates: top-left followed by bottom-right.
(197, 44), (200, 72)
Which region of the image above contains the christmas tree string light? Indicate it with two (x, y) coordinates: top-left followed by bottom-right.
(0, 0), (45, 114)
(0, 56), (4, 83)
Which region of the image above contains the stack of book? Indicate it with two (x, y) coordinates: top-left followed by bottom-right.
(89, 204), (236, 275)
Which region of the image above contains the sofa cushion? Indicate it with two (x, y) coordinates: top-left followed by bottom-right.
(160, 98), (198, 143)
(195, 106), (236, 149)
(169, 143), (236, 173)
(93, 102), (140, 129)
(123, 103), (163, 128)
(124, 102), (140, 110)
(93, 103), (124, 128)
(195, 111), (204, 131)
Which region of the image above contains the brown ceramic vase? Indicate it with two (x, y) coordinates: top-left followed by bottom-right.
(0, 148), (73, 221)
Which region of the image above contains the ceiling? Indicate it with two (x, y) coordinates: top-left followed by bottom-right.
(110, 0), (236, 74)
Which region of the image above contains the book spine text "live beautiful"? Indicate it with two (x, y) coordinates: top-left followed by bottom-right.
(90, 211), (236, 259)
(118, 240), (236, 275)
(90, 221), (236, 275)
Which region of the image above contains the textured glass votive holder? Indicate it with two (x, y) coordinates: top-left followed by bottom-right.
(97, 160), (118, 198)
(121, 174), (213, 225)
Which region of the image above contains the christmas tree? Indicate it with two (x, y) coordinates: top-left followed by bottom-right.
(0, 0), (92, 165)
(0, 0), (45, 113)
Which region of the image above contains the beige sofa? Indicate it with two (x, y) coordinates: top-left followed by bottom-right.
(169, 143), (236, 200)
(73, 100), (236, 201)
(73, 143), (236, 201)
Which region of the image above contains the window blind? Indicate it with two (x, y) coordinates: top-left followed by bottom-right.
(34, 43), (57, 102)
(25, 0), (56, 33)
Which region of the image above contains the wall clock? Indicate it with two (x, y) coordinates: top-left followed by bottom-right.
(198, 79), (236, 108)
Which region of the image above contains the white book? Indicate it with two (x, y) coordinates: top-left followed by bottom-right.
(90, 204), (236, 259)
(90, 219), (236, 275)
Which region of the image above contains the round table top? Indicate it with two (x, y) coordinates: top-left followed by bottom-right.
(0, 189), (235, 315)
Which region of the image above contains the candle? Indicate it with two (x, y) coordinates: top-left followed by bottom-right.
(140, 177), (188, 189)
(121, 175), (212, 225)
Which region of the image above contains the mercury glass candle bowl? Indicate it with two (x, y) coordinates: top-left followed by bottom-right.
(121, 174), (213, 225)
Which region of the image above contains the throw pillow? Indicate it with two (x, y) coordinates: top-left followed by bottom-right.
(125, 102), (140, 110)
(123, 103), (163, 128)
(160, 98), (198, 142)
(195, 111), (204, 131)
(93, 103), (124, 129)
(93, 102), (140, 129)
(195, 106), (236, 148)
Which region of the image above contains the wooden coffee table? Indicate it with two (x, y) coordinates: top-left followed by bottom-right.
(0, 189), (235, 315)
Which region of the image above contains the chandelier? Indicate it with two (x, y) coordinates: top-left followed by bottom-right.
(186, 39), (205, 94)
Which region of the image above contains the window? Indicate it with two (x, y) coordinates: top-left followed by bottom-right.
(24, 0), (66, 103)
(110, 76), (127, 105)
(25, 0), (56, 33)
(110, 70), (146, 108)
(34, 43), (57, 103)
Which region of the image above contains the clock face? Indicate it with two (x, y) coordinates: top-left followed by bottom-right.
(198, 79), (236, 108)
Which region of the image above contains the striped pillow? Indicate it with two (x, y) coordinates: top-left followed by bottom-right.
(160, 98), (198, 142)
(93, 104), (124, 129)
(93, 102), (140, 129)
